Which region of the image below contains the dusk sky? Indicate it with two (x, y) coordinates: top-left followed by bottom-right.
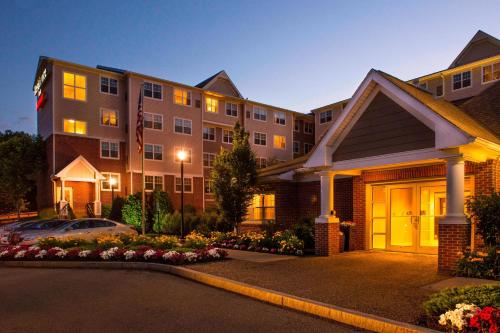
(1, 0), (499, 133)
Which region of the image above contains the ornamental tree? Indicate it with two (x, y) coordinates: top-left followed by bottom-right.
(0, 131), (45, 217)
(210, 122), (258, 229)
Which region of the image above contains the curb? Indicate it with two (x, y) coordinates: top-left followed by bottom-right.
(1, 261), (437, 333)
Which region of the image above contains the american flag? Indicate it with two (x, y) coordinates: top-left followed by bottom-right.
(136, 86), (144, 153)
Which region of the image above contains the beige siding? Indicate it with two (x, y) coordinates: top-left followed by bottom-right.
(453, 39), (500, 68)
(208, 77), (240, 97)
(332, 93), (435, 162)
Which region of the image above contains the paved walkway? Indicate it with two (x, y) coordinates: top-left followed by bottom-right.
(192, 251), (493, 324)
(226, 249), (297, 263)
(0, 268), (363, 333)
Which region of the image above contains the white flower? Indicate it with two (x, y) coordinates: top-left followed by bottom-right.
(100, 247), (119, 260)
(438, 303), (478, 331)
(51, 247), (63, 251)
(162, 251), (179, 260)
(233, 244), (239, 249)
(55, 249), (67, 258)
(296, 250), (304, 256)
(35, 250), (47, 258)
(143, 249), (156, 260)
(207, 248), (220, 258)
(28, 246), (40, 251)
(184, 252), (198, 262)
(14, 250), (26, 258)
(0, 250), (9, 257)
(124, 250), (136, 260)
(78, 250), (91, 258)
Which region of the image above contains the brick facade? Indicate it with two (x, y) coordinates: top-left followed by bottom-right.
(438, 223), (470, 273)
(315, 222), (340, 256)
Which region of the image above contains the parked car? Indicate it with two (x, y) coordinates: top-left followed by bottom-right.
(8, 219), (69, 245)
(0, 219), (50, 245)
(13, 218), (138, 245)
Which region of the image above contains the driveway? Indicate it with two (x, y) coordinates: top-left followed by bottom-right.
(0, 268), (364, 333)
(192, 251), (449, 323)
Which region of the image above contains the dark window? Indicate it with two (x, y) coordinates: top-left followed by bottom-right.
(436, 85), (443, 97)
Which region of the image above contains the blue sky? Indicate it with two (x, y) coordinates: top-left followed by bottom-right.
(0, 0), (499, 133)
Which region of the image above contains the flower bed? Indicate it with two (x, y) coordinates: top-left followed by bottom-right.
(0, 244), (227, 265)
(455, 246), (499, 280)
(422, 285), (500, 332)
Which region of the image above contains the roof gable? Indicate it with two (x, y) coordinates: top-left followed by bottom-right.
(449, 30), (500, 69)
(55, 155), (104, 181)
(196, 70), (243, 98)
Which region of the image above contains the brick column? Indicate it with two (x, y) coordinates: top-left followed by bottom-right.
(438, 223), (469, 273)
(315, 222), (340, 256)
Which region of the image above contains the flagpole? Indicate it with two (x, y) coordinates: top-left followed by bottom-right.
(140, 85), (146, 235)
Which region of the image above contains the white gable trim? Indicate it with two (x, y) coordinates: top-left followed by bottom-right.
(203, 71), (243, 98)
(55, 155), (105, 181)
(305, 70), (472, 169)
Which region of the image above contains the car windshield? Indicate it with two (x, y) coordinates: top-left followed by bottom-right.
(20, 220), (69, 231)
(15, 221), (41, 231)
(54, 221), (75, 231)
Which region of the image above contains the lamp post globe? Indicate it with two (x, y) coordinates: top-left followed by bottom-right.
(176, 150), (187, 238)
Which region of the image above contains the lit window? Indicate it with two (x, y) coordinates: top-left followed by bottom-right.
(247, 194), (275, 221)
(304, 143), (313, 154)
(101, 140), (119, 159)
(144, 113), (163, 130)
(144, 82), (162, 99)
(175, 177), (192, 193)
(225, 102), (238, 117)
(144, 144), (163, 160)
(253, 106), (267, 121)
(63, 119), (87, 135)
(274, 111), (286, 125)
(254, 132), (267, 146)
(204, 179), (213, 194)
(320, 110), (332, 124)
(203, 153), (216, 168)
(174, 147), (192, 163)
(100, 108), (118, 127)
(304, 122), (314, 134)
(174, 88), (192, 106)
(145, 175), (163, 191)
(294, 119), (300, 132)
(452, 71), (471, 90)
(100, 77), (118, 95)
(205, 97), (218, 113)
(174, 117), (192, 135)
(256, 157), (267, 169)
(223, 129), (234, 144)
(273, 135), (286, 150)
(63, 72), (86, 101)
(203, 127), (215, 141)
(482, 63), (500, 83)
(293, 141), (300, 154)
(101, 173), (120, 191)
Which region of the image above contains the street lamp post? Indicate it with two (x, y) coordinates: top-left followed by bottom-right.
(176, 150), (187, 238)
(109, 177), (117, 202)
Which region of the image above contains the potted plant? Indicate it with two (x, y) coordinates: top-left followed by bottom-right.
(340, 221), (355, 251)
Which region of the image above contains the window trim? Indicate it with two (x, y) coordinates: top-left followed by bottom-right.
(253, 106), (267, 122)
(101, 172), (121, 192)
(253, 131), (267, 146)
(202, 126), (216, 142)
(143, 112), (164, 131)
(294, 119), (300, 132)
(174, 176), (193, 193)
(222, 129), (234, 145)
(204, 178), (214, 195)
(62, 118), (87, 136)
(481, 62), (500, 85)
(174, 147), (193, 164)
(225, 101), (238, 118)
(143, 81), (163, 101)
(144, 174), (164, 192)
(173, 117), (192, 136)
(144, 143), (163, 161)
(303, 122), (313, 135)
(304, 142), (313, 154)
(274, 111), (286, 126)
(99, 75), (119, 96)
(62, 71), (87, 102)
(173, 88), (192, 107)
(100, 139), (120, 160)
(451, 70), (472, 91)
(256, 157), (267, 169)
(273, 135), (286, 150)
(293, 141), (300, 154)
(319, 110), (333, 124)
(203, 152), (216, 168)
(99, 108), (119, 128)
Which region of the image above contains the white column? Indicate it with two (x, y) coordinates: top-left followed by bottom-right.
(315, 171), (339, 223)
(441, 156), (467, 224)
(94, 180), (102, 216)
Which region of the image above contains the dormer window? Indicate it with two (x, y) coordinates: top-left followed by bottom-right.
(482, 63), (500, 83)
(452, 71), (471, 90)
(319, 110), (332, 124)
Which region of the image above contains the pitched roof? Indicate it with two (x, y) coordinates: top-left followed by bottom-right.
(258, 154), (310, 178)
(195, 70), (243, 98)
(449, 30), (500, 69)
(459, 81), (500, 138)
(195, 70), (224, 88)
(378, 70), (500, 144)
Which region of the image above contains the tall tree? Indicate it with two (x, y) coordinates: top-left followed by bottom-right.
(0, 131), (45, 216)
(211, 122), (258, 228)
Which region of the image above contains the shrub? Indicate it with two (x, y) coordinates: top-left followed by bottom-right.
(467, 192), (500, 246)
(153, 235), (179, 249)
(153, 212), (181, 235)
(39, 207), (57, 219)
(101, 204), (111, 218)
(38, 237), (91, 248)
(293, 217), (315, 249)
(122, 193), (142, 228)
(184, 231), (208, 249)
(95, 235), (124, 249)
(423, 285), (500, 318)
(456, 246), (499, 280)
(109, 196), (125, 222)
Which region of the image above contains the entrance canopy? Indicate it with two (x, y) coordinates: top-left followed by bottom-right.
(53, 155), (105, 182)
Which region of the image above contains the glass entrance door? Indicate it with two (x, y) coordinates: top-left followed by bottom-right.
(388, 186), (417, 252)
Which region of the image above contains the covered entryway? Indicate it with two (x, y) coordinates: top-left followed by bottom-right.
(51, 155), (105, 218)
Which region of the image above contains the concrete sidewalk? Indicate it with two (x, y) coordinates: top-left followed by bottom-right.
(226, 249), (298, 263)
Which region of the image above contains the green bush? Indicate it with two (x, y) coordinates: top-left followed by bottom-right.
(293, 217), (315, 249)
(184, 231), (208, 249)
(153, 212), (181, 235)
(423, 285), (500, 318)
(455, 246), (499, 279)
(109, 196), (125, 222)
(153, 235), (179, 249)
(39, 207), (57, 219)
(467, 192), (500, 246)
(101, 204), (111, 218)
(38, 237), (91, 248)
(121, 193), (142, 228)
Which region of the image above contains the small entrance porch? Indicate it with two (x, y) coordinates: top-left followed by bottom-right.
(51, 155), (105, 218)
